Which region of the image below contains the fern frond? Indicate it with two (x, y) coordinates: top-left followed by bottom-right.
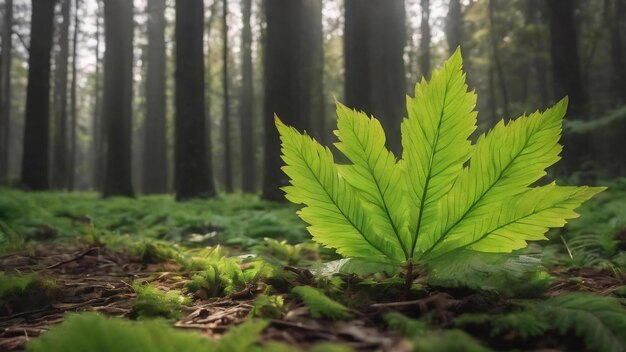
(291, 285), (352, 320)
(402, 48), (477, 258)
(335, 103), (411, 258)
(539, 293), (626, 352)
(277, 117), (404, 263)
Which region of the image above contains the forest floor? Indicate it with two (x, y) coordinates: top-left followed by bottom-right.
(1, 184), (625, 352)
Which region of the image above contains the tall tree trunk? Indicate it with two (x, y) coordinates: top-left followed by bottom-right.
(52, 0), (71, 189)
(488, 0), (509, 118)
(262, 0), (302, 201)
(525, 0), (550, 108)
(261, 0), (325, 201)
(21, 0), (57, 190)
(0, 0), (12, 183)
(605, 0), (626, 104)
(175, 0), (216, 200)
(68, 0), (79, 190)
(446, 0), (462, 54)
(300, 0), (325, 141)
(239, 0), (255, 193)
(545, 0), (591, 172)
(92, 0), (103, 190)
(222, 0), (233, 193)
(102, 0), (134, 197)
(419, 0), (431, 77)
(344, 0), (406, 154)
(143, 0), (168, 194)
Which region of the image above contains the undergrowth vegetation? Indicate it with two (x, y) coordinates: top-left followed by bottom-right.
(1, 52), (625, 352)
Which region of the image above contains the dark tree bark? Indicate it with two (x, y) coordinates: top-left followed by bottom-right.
(262, 0), (325, 201)
(21, 0), (57, 190)
(605, 0), (626, 104)
(300, 0), (325, 141)
(488, 0), (509, 118)
(0, 0), (12, 183)
(545, 0), (591, 171)
(239, 0), (255, 193)
(92, 0), (103, 190)
(524, 0), (550, 108)
(446, 0), (462, 54)
(68, 0), (79, 190)
(262, 0), (302, 201)
(222, 0), (233, 193)
(175, 0), (215, 200)
(52, 0), (71, 189)
(142, 0), (168, 194)
(419, 0), (431, 77)
(102, 0), (134, 197)
(344, 0), (406, 154)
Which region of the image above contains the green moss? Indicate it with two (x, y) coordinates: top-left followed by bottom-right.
(132, 283), (191, 319)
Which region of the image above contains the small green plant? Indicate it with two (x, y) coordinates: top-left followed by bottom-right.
(276, 49), (603, 273)
(291, 285), (352, 320)
(132, 283), (191, 319)
(26, 313), (269, 352)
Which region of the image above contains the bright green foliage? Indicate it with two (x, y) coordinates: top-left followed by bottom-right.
(27, 313), (270, 352)
(216, 320), (269, 352)
(291, 286), (352, 320)
(27, 313), (217, 352)
(276, 49), (604, 264)
(132, 283), (191, 319)
(185, 255), (269, 297)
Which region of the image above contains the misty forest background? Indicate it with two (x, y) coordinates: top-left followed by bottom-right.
(0, 0), (624, 201)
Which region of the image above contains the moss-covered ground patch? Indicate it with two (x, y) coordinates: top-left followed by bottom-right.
(0, 186), (625, 351)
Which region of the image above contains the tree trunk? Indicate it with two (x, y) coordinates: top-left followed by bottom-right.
(68, 0), (79, 190)
(344, 0), (406, 154)
(222, 0), (233, 193)
(143, 0), (168, 194)
(175, 0), (216, 200)
(419, 0), (431, 77)
(239, 0), (255, 193)
(92, 0), (103, 191)
(262, 0), (302, 201)
(545, 0), (591, 172)
(21, 0), (57, 190)
(300, 0), (325, 141)
(52, 0), (71, 189)
(525, 0), (550, 108)
(606, 0), (626, 105)
(488, 0), (509, 118)
(446, 0), (462, 54)
(102, 0), (134, 197)
(0, 0), (12, 183)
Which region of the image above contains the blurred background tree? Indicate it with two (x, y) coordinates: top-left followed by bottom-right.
(0, 0), (623, 199)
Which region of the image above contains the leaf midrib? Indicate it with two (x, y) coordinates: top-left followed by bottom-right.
(344, 117), (409, 259)
(410, 73), (453, 258)
(295, 142), (390, 258)
(419, 132), (534, 259)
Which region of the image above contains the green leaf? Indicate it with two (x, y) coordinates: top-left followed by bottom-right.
(334, 103), (411, 257)
(402, 48), (477, 258)
(277, 117), (404, 263)
(276, 49), (603, 265)
(420, 99), (605, 259)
